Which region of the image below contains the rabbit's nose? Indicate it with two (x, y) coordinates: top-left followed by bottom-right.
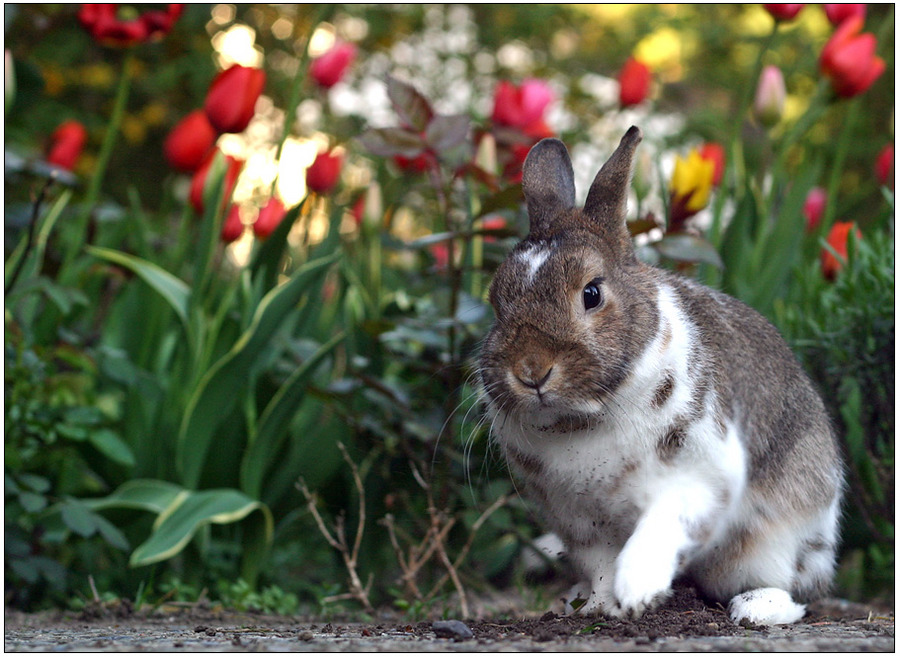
(515, 365), (554, 391)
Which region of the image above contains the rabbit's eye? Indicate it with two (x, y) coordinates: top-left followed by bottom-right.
(583, 280), (603, 310)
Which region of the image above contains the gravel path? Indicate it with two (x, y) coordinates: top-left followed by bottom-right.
(5, 594), (894, 652)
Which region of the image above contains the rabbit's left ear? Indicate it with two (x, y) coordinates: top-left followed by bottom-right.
(522, 138), (576, 236)
(584, 126), (642, 224)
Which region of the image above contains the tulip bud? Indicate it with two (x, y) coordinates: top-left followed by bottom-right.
(189, 149), (243, 215)
(222, 204), (245, 243)
(305, 148), (343, 195)
(819, 16), (885, 98)
(823, 4), (866, 27)
(753, 65), (786, 128)
(253, 197), (287, 239)
(164, 109), (217, 172)
(875, 144), (894, 189)
(763, 4), (805, 21)
(618, 57), (652, 108)
(821, 221), (861, 280)
(698, 143), (726, 187)
(309, 41), (356, 89)
(803, 187), (827, 232)
(46, 120), (88, 171)
(204, 65), (266, 134)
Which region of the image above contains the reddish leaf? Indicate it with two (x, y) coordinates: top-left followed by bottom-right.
(358, 127), (426, 158)
(424, 114), (470, 153)
(387, 76), (434, 132)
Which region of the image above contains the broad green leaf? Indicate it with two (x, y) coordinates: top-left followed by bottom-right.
(84, 479), (183, 515)
(86, 246), (190, 329)
(18, 491), (47, 513)
(94, 514), (130, 551)
(240, 332), (345, 498)
(60, 500), (98, 537)
(129, 489), (273, 567)
(89, 429), (136, 468)
(177, 252), (339, 488)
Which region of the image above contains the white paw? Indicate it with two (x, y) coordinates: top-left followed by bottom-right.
(728, 588), (806, 625)
(613, 544), (674, 617)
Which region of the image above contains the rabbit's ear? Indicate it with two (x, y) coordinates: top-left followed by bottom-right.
(584, 126), (642, 224)
(522, 138), (576, 235)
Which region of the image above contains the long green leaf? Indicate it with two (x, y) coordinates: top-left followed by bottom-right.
(129, 489), (273, 568)
(86, 246), (190, 329)
(84, 479), (183, 514)
(177, 252), (339, 488)
(240, 332), (345, 498)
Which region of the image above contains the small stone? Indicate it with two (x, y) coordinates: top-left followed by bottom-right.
(432, 620), (474, 641)
(298, 631), (314, 642)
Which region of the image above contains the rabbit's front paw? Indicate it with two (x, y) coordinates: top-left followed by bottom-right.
(613, 543), (674, 617)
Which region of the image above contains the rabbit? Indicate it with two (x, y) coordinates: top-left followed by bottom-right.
(478, 126), (844, 626)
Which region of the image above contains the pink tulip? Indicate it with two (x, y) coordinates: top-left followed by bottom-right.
(309, 41), (356, 89)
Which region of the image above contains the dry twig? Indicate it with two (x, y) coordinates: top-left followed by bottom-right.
(296, 442), (373, 612)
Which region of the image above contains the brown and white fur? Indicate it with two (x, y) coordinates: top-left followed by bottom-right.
(478, 127), (843, 625)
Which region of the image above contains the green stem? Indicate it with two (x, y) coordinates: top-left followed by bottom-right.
(710, 23), (779, 249)
(271, 5), (334, 195)
(66, 50), (135, 270)
(819, 97), (861, 239)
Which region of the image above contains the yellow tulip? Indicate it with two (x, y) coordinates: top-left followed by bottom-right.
(670, 149), (715, 213)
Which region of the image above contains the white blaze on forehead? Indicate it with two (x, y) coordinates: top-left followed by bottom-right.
(517, 244), (552, 281)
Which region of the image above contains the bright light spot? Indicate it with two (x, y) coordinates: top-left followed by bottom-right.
(271, 17), (294, 40)
(338, 16), (369, 41)
(497, 41), (533, 72)
(226, 225), (255, 268)
(211, 4), (235, 25)
(309, 24), (336, 57)
(212, 24), (263, 68)
(277, 138), (319, 207)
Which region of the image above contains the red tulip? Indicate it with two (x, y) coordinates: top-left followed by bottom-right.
(77, 4), (183, 47)
(189, 150), (243, 215)
(164, 109), (217, 172)
(491, 79), (554, 138)
(803, 187), (827, 232)
(480, 215), (508, 244)
(204, 65), (266, 134)
(618, 57), (652, 107)
(699, 142), (726, 187)
(253, 197), (287, 239)
(221, 205), (244, 243)
(45, 120), (87, 171)
(821, 221), (861, 280)
(309, 41), (356, 89)
(763, 4), (805, 21)
(875, 144), (893, 189)
(430, 241), (450, 270)
(823, 4), (866, 26)
(305, 149), (343, 195)
(393, 152), (434, 173)
(819, 16), (885, 98)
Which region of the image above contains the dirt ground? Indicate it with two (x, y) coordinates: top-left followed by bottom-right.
(4, 585), (894, 652)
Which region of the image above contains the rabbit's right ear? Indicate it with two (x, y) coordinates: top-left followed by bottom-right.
(522, 138), (576, 236)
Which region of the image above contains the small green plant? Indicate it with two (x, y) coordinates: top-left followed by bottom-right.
(775, 220), (894, 598)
